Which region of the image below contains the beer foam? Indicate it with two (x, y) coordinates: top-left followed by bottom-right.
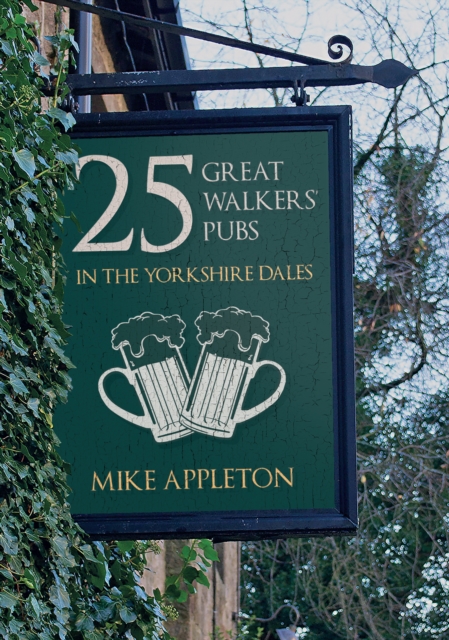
(195, 306), (270, 351)
(111, 312), (186, 356)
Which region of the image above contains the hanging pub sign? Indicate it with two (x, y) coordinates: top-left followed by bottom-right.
(56, 107), (357, 540)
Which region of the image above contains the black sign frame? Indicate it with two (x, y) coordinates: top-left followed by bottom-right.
(66, 106), (356, 541)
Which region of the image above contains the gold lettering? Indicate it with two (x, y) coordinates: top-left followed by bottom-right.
(156, 267), (171, 283)
(172, 267), (185, 283)
(245, 265), (254, 281)
(82, 269), (96, 284)
(130, 267), (139, 284)
(297, 264), (305, 280)
(259, 265), (273, 281)
(275, 467), (294, 487)
(92, 471), (114, 491)
(164, 470), (181, 490)
(224, 468), (235, 489)
(272, 266), (285, 280)
(117, 470), (123, 491)
(200, 266), (210, 282)
(211, 469), (223, 489)
(125, 470), (142, 491)
(231, 266), (244, 282)
(115, 268), (129, 284)
(252, 467), (273, 488)
(76, 269), (81, 285)
(235, 468), (252, 488)
(145, 470), (156, 490)
(197, 469), (210, 489)
(145, 267), (157, 283)
(305, 264), (313, 280)
(184, 469), (196, 489)
(286, 265), (296, 281)
(187, 267), (200, 282)
(210, 266), (223, 281)
(102, 268), (114, 284)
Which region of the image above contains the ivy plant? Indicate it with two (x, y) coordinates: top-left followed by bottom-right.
(0, 2), (216, 638)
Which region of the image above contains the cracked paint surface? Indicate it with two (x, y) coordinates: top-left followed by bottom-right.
(56, 130), (336, 515)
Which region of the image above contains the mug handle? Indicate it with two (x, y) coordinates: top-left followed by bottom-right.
(237, 360), (286, 423)
(98, 367), (154, 429)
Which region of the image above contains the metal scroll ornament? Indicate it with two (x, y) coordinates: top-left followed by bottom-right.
(327, 34), (354, 64)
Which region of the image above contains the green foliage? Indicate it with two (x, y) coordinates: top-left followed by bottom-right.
(163, 539), (218, 604)
(240, 143), (449, 639)
(0, 3), (217, 639)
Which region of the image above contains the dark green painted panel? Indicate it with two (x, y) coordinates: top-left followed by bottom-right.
(56, 130), (334, 515)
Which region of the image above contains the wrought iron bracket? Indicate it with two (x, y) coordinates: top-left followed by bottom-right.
(38, 0), (418, 108)
(38, 0), (354, 67)
(60, 60), (417, 101)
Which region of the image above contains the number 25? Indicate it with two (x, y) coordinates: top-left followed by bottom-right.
(73, 154), (193, 253)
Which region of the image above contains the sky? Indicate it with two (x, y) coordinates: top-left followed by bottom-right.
(178, 0), (449, 157)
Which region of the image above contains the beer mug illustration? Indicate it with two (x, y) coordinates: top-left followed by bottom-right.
(98, 312), (192, 442)
(180, 307), (286, 438)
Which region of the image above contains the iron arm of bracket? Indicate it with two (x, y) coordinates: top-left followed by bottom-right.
(38, 0), (352, 67)
(63, 60), (417, 97)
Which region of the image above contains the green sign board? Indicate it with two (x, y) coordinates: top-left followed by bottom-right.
(57, 107), (356, 539)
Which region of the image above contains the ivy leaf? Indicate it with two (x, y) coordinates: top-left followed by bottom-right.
(90, 558), (108, 590)
(184, 582), (196, 595)
(13, 149), (35, 179)
(0, 590), (18, 610)
(44, 35), (59, 45)
(51, 535), (76, 567)
(94, 596), (115, 622)
(119, 606), (137, 624)
(47, 108), (76, 132)
(182, 566), (199, 585)
(117, 540), (134, 554)
(153, 588), (162, 602)
(26, 398), (39, 417)
(195, 571), (210, 588)
(176, 589), (188, 603)
(13, 14), (27, 25)
(0, 40), (14, 56)
(180, 545), (196, 561)
(134, 585), (147, 601)
(198, 539), (213, 550)
(9, 374), (28, 396)
(165, 584), (182, 600)
(55, 149), (79, 165)
(203, 546), (219, 562)
(0, 569), (14, 582)
(49, 583), (70, 610)
(32, 52), (50, 66)
(75, 612), (95, 632)
(22, 0), (38, 11)
(22, 568), (37, 590)
(28, 594), (42, 617)
(0, 289), (7, 311)
(79, 544), (101, 564)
